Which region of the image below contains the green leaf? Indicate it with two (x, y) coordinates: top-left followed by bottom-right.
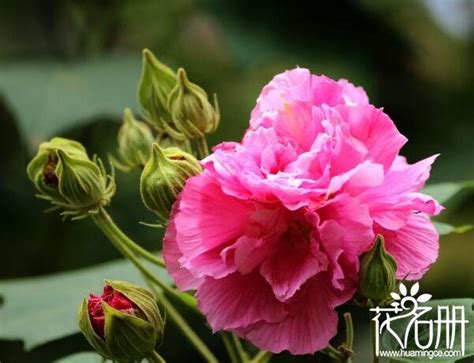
(0, 258), (171, 349)
(57, 352), (102, 363)
(422, 182), (473, 205)
(381, 298), (474, 362)
(0, 54), (141, 141)
(433, 221), (473, 236)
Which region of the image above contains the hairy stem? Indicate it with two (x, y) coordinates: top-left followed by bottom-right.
(148, 351), (166, 363)
(91, 207), (218, 363)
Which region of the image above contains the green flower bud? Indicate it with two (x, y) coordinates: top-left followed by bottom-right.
(77, 280), (164, 362)
(26, 137), (115, 219)
(358, 235), (398, 302)
(167, 68), (220, 139)
(155, 131), (192, 153)
(140, 143), (202, 221)
(27, 138), (88, 206)
(115, 108), (154, 171)
(138, 49), (176, 129)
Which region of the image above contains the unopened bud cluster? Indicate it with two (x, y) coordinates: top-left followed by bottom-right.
(138, 49), (219, 141)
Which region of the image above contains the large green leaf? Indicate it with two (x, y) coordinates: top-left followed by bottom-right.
(381, 298), (474, 362)
(0, 258), (171, 349)
(0, 54), (142, 142)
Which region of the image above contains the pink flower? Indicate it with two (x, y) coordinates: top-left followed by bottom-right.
(87, 285), (136, 338)
(163, 68), (442, 354)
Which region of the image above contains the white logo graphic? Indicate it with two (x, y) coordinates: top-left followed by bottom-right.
(370, 282), (469, 360)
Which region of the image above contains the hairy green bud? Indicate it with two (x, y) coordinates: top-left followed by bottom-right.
(138, 49), (176, 129)
(77, 280), (164, 362)
(167, 68), (220, 139)
(140, 143), (201, 221)
(358, 235), (397, 302)
(115, 108), (154, 171)
(26, 137), (115, 219)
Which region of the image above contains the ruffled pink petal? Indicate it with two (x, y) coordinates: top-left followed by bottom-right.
(360, 154), (442, 229)
(381, 154), (440, 194)
(318, 220), (359, 291)
(251, 68), (313, 123)
(196, 272), (287, 331)
(244, 274), (353, 354)
(221, 236), (273, 274)
(317, 194), (375, 257)
(182, 245), (237, 280)
(259, 216), (329, 301)
(376, 213), (439, 280)
(328, 160), (384, 196)
(337, 79), (369, 106)
(410, 192), (444, 215)
(335, 104), (407, 170)
(174, 172), (255, 261)
(163, 202), (203, 291)
(311, 75), (346, 106)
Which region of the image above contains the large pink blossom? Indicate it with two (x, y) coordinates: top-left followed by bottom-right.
(163, 68), (442, 354)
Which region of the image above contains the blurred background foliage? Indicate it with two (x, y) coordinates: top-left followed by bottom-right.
(0, 0), (473, 362)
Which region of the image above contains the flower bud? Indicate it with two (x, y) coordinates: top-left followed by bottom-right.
(140, 143), (202, 221)
(358, 235), (397, 302)
(26, 137), (115, 219)
(27, 138), (88, 205)
(167, 68), (220, 139)
(115, 108), (154, 170)
(138, 49), (176, 129)
(77, 280), (164, 361)
(155, 131), (192, 153)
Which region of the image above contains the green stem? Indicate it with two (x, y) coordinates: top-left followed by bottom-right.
(221, 332), (249, 362)
(196, 136), (209, 158)
(93, 207), (165, 268)
(148, 351), (166, 363)
(221, 333), (240, 363)
(120, 238), (166, 268)
(344, 312), (354, 350)
(91, 208), (218, 363)
(92, 208), (191, 309)
(159, 293), (218, 363)
(231, 334), (249, 362)
(322, 344), (344, 362)
(370, 311), (380, 363)
(249, 350), (272, 363)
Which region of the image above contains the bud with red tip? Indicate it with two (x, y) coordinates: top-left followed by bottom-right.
(77, 280), (164, 361)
